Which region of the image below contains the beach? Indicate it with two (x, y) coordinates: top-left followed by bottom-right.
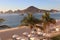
(0, 26), (31, 40)
(0, 20), (60, 40)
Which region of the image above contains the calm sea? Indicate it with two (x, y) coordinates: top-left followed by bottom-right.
(0, 12), (60, 27)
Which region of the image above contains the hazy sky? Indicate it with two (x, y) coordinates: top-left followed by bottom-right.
(0, 0), (60, 11)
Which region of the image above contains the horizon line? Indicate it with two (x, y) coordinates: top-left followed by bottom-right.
(0, 6), (60, 12)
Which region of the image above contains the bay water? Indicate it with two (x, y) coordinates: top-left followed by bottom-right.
(0, 12), (60, 27)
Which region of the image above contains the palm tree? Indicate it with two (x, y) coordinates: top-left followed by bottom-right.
(41, 12), (56, 32)
(21, 13), (42, 29)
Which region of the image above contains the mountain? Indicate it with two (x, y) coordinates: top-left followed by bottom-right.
(22, 6), (48, 13)
(2, 6), (60, 14)
(5, 10), (13, 13)
(14, 9), (21, 13)
(50, 9), (59, 12)
(0, 11), (3, 13)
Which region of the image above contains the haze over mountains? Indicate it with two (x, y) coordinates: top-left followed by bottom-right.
(0, 6), (59, 14)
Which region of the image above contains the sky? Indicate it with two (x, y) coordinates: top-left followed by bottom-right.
(0, 0), (60, 11)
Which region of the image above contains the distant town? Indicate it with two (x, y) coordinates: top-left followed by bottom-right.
(0, 6), (60, 14)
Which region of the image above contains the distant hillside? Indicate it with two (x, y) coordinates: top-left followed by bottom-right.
(2, 6), (60, 14)
(5, 10), (13, 13)
(22, 6), (49, 13)
(50, 9), (59, 12)
(14, 10), (21, 13)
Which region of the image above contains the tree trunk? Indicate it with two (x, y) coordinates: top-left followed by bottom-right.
(43, 24), (47, 33)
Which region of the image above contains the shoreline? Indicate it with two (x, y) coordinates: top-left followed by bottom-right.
(0, 20), (60, 32)
(0, 20), (60, 40)
(0, 26), (31, 40)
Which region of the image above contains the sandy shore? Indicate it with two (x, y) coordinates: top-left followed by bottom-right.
(0, 27), (59, 40)
(0, 26), (31, 40)
(0, 20), (60, 40)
